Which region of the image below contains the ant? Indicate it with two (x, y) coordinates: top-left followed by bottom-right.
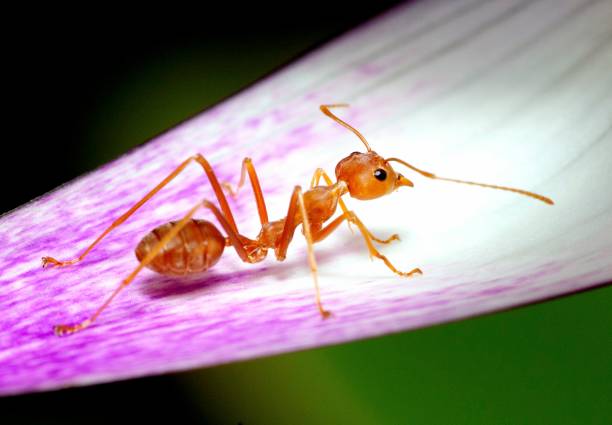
(42, 104), (554, 336)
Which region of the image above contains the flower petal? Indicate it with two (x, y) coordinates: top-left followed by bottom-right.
(1, 0), (611, 395)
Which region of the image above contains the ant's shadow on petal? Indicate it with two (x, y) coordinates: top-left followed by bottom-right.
(139, 268), (268, 300)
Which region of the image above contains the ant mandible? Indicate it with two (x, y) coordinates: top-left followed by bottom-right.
(42, 104), (554, 336)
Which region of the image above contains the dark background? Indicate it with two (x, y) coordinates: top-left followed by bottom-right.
(2, 2), (611, 424)
(2, 2), (403, 214)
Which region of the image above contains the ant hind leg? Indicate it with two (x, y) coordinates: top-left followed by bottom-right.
(42, 154), (239, 270)
(54, 197), (266, 336)
(54, 199), (210, 336)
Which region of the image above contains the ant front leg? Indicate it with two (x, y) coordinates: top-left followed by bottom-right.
(310, 168), (399, 244)
(313, 210), (421, 278)
(42, 154), (239, 270)
(346, 210), (421, 278)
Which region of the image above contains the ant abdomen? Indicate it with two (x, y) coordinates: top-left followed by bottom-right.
(135, 219), (226, 276)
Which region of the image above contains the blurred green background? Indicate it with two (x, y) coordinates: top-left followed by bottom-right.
(2, 3), (611, 424)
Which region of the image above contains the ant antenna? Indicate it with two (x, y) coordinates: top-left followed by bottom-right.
(386, 157), (554, 205)
(320, 104), (372, 152)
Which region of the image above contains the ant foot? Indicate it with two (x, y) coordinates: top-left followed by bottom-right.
(406, 267), (423, 277)
(319, 308), (333, 319)
(42, 256), (60, 268)
(376, 233), (400, 244)
(221, 182), (239, 199)
(41, 256), (78, 269)
(396, 267), (423, 278)
(366, 229), (400, 244)
(54, 320), (91, 336)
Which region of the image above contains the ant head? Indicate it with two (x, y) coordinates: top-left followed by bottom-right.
(335, 151), (413, 200)
(320, 105), (413, 200)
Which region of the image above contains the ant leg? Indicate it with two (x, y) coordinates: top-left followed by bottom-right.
(310, 167), (353, 235)
(202, 200), (266, 263)
(366, 231), (400, 245)
(221, 157), (269, 226)
(310, 168), (398, 244)
(275, 186), (301, 261)
(309, 168), (327, 188)
(43, 154), (240, 269)
(311, 214), (347, 243)
(54, 199), (206, 335)
(313, 210), (420, 278)
(54, 197), (266, 336)
(345, 210), (421, 278)
(276, 186), (331, 318)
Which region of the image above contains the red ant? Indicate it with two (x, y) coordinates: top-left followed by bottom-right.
(42, 104), (554, 336)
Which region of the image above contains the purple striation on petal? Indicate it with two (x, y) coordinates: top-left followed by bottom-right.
(1, 0), (612, 395)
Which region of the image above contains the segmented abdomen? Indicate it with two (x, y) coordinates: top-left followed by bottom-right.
(135, 219), (225, 276)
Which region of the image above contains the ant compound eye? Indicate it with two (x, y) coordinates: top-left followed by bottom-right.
(373, 168), (387, 181)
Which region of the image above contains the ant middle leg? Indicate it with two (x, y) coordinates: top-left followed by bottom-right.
(221, 157), (269, 226)
(42, 154), (240, 269)
(276, 186), (331, 318)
